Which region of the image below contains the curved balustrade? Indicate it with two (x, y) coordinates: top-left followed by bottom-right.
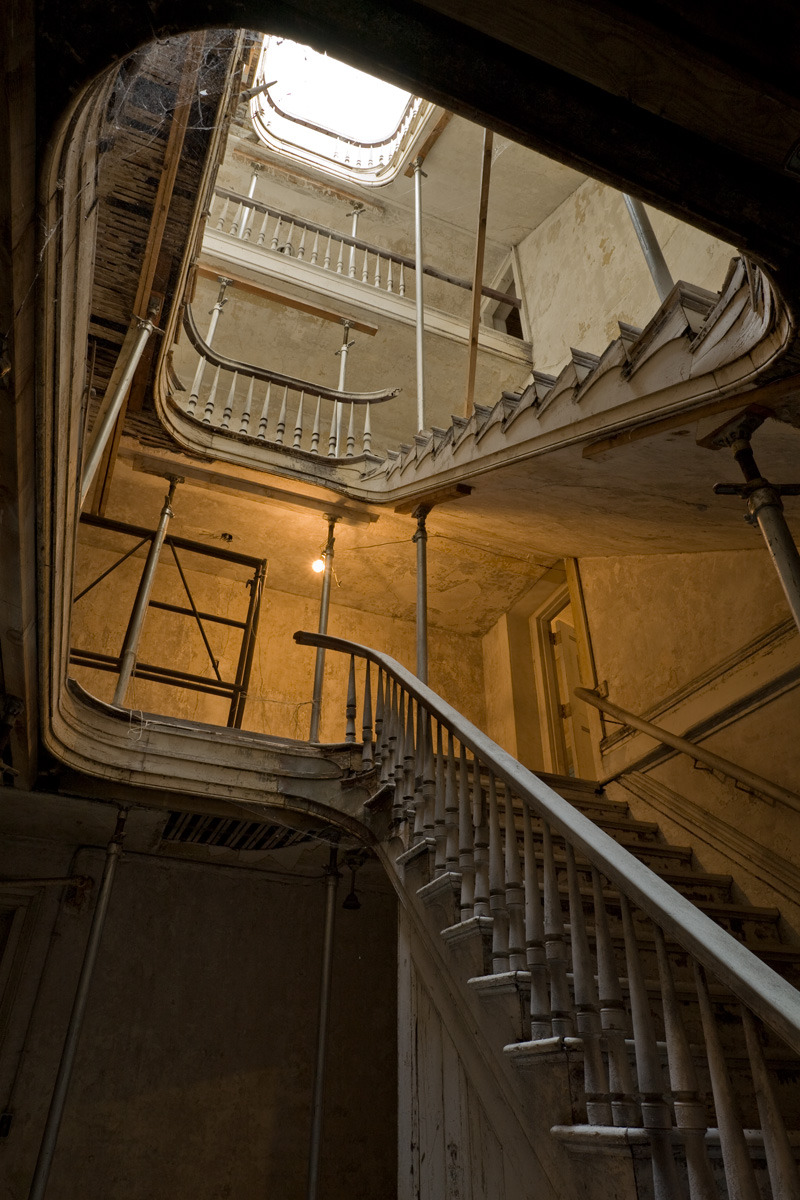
(178, 305), (399, 459)
(295, 630), (800, 1200)
(210, 186), (522, 310)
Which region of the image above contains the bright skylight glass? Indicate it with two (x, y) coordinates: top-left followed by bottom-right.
(265, 39), (412, 144)
(250, 35), (438, 186)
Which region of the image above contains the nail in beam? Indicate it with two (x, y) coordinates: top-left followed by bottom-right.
(113, 476), (182, 708)
(28, 810), (127, 1200)
(309, 516), (339, 742)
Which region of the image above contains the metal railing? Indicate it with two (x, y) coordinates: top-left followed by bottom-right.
(575, 686), (800, 813)
(210, 186), (522, 311)
(295, 630), (800, 1200)
(179, 304), (398, 459)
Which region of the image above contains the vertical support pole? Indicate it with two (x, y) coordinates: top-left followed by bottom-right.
(238, 167), (260, 239)
(622, 194), (674, 303)
(113, 477), (181, 708)
(28, 810), (127, 1200)
(332, 321), (354, 457)
(81, 317), (156, 504)
(412, 504), (431, 683)
(347, 203), (364, 276)
(306, 846), (340, 1200)
(464, 128), (493, 416)
(187, 277), (231, 417)
(309, 516), (338, 742)
(412, 157), (427, 432)
(227, 559), (266, 729)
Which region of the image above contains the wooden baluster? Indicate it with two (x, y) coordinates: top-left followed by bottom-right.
(472, 765), (490, 918)
(399, 263), (405, 296)
(239, 375), (254, 435)
(487, 773), (509, 972)
(283, 221), (295, 255)
(403, 698), (417, 836)
(542, 822), (573, 1035)
(620, 897), (681, 1200)
(344, 655), (357, 743)
(653, 926), (716, 1199)
(346, 403), (355, 457)
(275, 386), (288, 445)
(374, 254), (381, 288)
(242, 203), (254, 240)
(257, 382), (272, 439)
(327, 404), (338, 457)
(740, 1005), (800, 1200)
(361, 250), (369, 283)
(411, 702), (426, 844)
(504, 785), (526, 973)
(362, 405), (372, 455)
(444, 732), (460, 875)
(203, 364), (220, 424)
(323, 233), (332, 270)
(387, 259), (394, 294)
(270, 216), (282, 251)
(591, 868), (639, 1127)
(458, 746), (475, 920)
(522, 805), (551, 1038)
(433, 722), (446, 876)
(336, 239), (345, 274)
(361, 660), (374, 769)
(565, 841), (612, 1125)
(215, 196), (229, 230)
(310, 230), (320, 264)
(393, 690), (407, 823)
(374, 668), (385, 774)
(296, 227), (307, 260)
(220, 370), (237, 429)
(256, 210), (269, 245)
(693, 961), (761, 1200)
(422, 712), (436, 861)
(230, 201), (243, 237)
(310, 398), (321, 454)
(292, 390), (305, 449)
(385, 678), (398, 787)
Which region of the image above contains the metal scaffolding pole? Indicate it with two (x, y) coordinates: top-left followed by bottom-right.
(309, 516), (338, 742)
(332, 321), (354, 457)
(412, 504), (431, 683)
(81, 317), (155, 505)
(715, 434), (800, 634)
(306, 846), (340, 1200)
(113, 477), (181, 707)
(412, 158), (427, 433)
(622, 194), (674, 303)
(28, 810), (127, 1200)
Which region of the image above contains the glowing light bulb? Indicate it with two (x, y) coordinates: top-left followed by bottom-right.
(312, 557), (325, 573)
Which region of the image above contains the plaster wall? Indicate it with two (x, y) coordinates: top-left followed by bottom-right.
(481, 612), (545, 772)
(516, 178), (734, 376)
(0, 828), (397, 1200)
(70, 538), (486, 743)
(579, 546), (800, 922)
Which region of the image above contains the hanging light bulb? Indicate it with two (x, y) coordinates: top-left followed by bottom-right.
(311, 557), (325, 573)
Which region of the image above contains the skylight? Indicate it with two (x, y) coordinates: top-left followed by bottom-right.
(250, 35), (439, 185)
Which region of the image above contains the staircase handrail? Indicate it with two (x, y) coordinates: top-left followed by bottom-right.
(213, 185), (522, 309)
(575, 685), (800, 813)
(183, 304), (399, 405)
(295, 629), (800, 1057)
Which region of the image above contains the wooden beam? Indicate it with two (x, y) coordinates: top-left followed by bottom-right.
(582, 372), (800, 459)
(91, 35), (203, 515)
(464, 129), (493, 416)
(194, 263), (379, 335)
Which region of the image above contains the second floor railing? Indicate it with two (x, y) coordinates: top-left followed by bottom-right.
(210, 186), (522, 312)
(177, 304), (399, 460)
(295, 629), (800, 1200)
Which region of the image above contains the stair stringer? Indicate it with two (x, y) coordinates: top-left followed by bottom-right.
(376, 839), (644, 1200)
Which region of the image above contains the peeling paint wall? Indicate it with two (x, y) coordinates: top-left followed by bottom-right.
(516, 178), (735, 376)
